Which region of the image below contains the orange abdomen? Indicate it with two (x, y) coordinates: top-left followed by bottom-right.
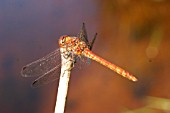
(82, 48), (137, 82)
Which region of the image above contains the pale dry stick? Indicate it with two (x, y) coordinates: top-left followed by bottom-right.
(54, 47), (73, 113)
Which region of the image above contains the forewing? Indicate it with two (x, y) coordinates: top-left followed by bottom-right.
(21, 49), (61, 77)
(89, 33), (97, 50)
(77, 23), (90, 48)
(31, 65), (61, 88)
(76, 23), (98, 66)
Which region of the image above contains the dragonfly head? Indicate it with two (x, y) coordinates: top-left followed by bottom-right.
(58, 35), (72, 47)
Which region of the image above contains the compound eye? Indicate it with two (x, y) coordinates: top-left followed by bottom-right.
(59, 35), (68, 46)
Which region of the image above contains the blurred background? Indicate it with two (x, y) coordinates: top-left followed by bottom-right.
(0, 0), (170, 113)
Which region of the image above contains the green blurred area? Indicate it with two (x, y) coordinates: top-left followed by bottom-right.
(123, 96), (170, 113)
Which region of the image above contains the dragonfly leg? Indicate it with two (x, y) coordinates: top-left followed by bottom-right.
(62, 51), (72, 59)
(62, 64), (73, 77)
(61, 52), (76, 77)
(61, 60), (75, 77)
(67, 54), (77, 70)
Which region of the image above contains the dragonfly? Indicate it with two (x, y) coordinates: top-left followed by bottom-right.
(21, 24), (137, 88)
(21, 23), (97, 87)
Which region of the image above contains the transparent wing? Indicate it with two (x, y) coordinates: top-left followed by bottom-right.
(77, 23), (90, 48)
(21, 48), (61, 77)
(77, 23), (97, 65)
(89, 33), (97, 50)
(31, 65), (61, 88)
(77, 23), (97, 50)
